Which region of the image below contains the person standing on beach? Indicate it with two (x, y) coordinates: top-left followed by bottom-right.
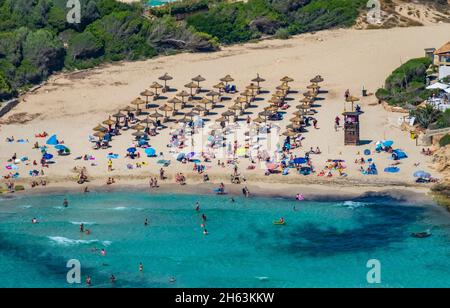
(107, 159), (113, 172)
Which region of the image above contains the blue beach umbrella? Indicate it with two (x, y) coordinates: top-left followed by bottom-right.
(382, 140), (394, 148)
(413, 171), (431, 178)
(54, 144), (67, 151)
(46, 135), (58, 145)
(145, 148), (156, 157)
(43, 153), (53, 160)
(176, 153), (185, 161)
(293, 157), (307, 164)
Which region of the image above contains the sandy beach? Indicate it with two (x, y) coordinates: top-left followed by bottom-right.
(1, 23), (450, 198)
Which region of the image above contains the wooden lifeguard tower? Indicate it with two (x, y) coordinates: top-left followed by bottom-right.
(343, 96), (363, 146)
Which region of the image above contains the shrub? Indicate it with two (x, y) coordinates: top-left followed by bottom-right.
(274, 27), (291, 39)
(439, 134), (450, 147)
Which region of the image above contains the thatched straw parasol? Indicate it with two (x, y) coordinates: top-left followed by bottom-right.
(269, 97), (282, 106)
(93, 131), (106, 139)
(103, 117), (115, 127)
(140, 117), (154, 127)
(193, 105), (206, 114)
(122, 106), (136, 113)
(290, 117), (303, 124)
(215, 116), (227, 123)
(310, 75), (324, 84)
(253, 116), (265, 124)
(176, 90), (191, 105)
(303, 91), (316, 98)
(259, 110), (273, 121)
(293, 110), (306, 117)
(246, 84), (260, 96)
(213, 82), (226, 93)
(112, 111), (126, 120)
(149, 111), (164, 120)
(191, 75), (206, 89)
(158, 73), (173, 89)
(280, 76), (294, 83)
(282, 130), (298, 137)
(131, 123), (146, 131)
(150, 82), (164, 97)
(265, 106), (278, 112)
(199, 97), (212, 110)
(274, 91), (286, 98)
(185, 81), (199, 97)
(229, 104), (242, 112)
(159, 104), (174, 118)
(206, 90), (221, 102)
(300, 97), (313, 104)
(220, 75), (234, 86)
(185, 110), (199, 119)
(277, 84), (290, 93)
(140, 90), (155, 103)
(296, 105), (310, 110)
(251, 74), (265, 87)
(222, 110), (236, 118)
(167, 97), (182, 110)
(178, 117), (191, 124)
(132, 131), (146, 138)
(131, 97), (145, 112)
(93, 124), (107, 132)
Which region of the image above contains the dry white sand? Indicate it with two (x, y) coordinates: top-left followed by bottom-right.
(1, 24), (449, 195)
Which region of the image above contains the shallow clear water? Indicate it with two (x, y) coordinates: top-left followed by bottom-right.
(0, 192), (449, 288)
(148, 0), (177, 7)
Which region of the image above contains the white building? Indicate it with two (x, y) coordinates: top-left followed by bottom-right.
(435, 41), (450, 80)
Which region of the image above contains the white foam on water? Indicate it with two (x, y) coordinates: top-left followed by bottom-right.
(256, 276), (269, 281)
(20, 205), (32, 209)
(69, 221), (96, 226)
(102, 241), (112, 246)
(339, 201), (367, 210)
(111, 206), (142, 211)
(48, 236), (98, 246)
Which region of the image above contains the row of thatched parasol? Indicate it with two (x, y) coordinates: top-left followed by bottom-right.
(282, 75), (325, 137)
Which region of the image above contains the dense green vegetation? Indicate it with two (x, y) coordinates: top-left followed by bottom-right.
(440, 134), (450, 147)
(0, 0), (218, 99)
(186, 0), (367, 44)
(409, 104), (443, 129)
(375, 57), (435, 107)
(0, 0), (369, 101)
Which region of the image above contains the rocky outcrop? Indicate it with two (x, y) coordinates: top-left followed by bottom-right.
(433, 145), (450, 179)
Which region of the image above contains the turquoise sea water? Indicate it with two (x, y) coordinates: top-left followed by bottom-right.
(0, 192), (449, 288)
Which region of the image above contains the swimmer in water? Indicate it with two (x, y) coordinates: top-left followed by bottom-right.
(231, 197), (235, 203)
(139, 262), (144, 272)
(63, 198), (69, 208)
(144, 218), (149, 226)
(85, 229), (91, 235)
(101, 249), (106, 256)
(203, 229), (208, 235)
(86, 276), (92, 286)
(169, 277), (176, 283)
(195, 202), (200, 211)
(80, 223), (84, 232)
(201, 214), (207, 222)
(32, 218), (38, 224)
(110, 274), (116, 284)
